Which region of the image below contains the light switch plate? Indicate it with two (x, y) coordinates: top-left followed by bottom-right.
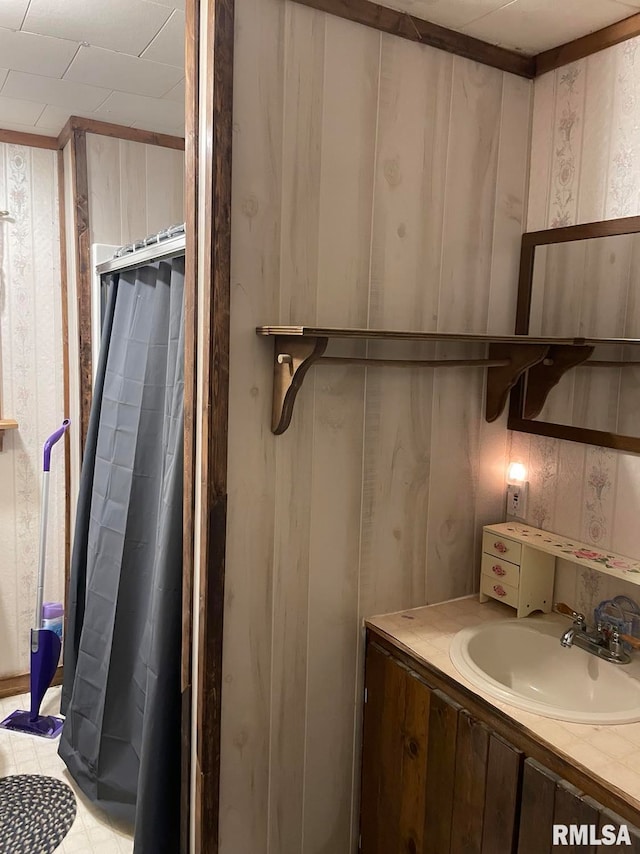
(506, 482), (528, 519)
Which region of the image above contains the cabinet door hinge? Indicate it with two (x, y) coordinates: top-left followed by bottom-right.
(364, 687), (368, 704)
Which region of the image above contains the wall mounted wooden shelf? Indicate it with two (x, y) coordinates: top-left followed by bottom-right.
(256, 326), (640, 435)
(0, 419), (19, 452)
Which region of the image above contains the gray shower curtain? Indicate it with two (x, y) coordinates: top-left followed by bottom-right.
(60, 255), (185, 853)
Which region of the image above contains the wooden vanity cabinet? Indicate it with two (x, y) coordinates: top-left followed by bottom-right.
(360, 638), (640, 854)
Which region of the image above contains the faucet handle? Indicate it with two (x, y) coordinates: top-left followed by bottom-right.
(554, 602), (586, 626)
(618, 632), (640, 650)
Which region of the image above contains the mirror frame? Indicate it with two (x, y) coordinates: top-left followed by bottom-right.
(508, 214), (640, 454)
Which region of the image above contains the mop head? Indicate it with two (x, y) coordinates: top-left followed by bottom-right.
(0, 710), (64, 739)
(0, 629), (64, 739)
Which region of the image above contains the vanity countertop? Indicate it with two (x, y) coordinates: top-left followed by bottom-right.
(366, 596), (640, 813)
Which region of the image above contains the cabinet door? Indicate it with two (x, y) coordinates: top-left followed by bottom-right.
(553, 780), (599, 854)
(423, 690), (461, 854)
(360, 643), (432, 854)
(481, 733), (524, 854)
(517, 757), (640, 853)
(449, 710), (490, 854)
(517, 758), (559, 854)
(597, 806), (640, 852)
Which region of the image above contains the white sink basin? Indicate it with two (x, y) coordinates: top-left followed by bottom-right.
(449, 613), (640, 724)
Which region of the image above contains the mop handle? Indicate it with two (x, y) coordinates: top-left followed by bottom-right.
(35, 420), (70, 630)
(43, 419), (71, 472)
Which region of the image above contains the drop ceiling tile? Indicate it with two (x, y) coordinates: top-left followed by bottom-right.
(0, 95), (45, 126)
(0, 68), (8, 90)
(22, 0), (172, 57)
(93, 91), (184, 132)
(0, 120), (58, 136)
(35, 105), (100, 133)
(378, 0), (513, 29)
(146, 0), (185, 8)
(163, 79), (185, 103)
(0, 0), (29, 29)
(2, 71), (110, 111)
(141, 10), (185, 68)
(0, 28), (79, 78)
(461, 0), (640, 53)
(65, 46), (183, 98)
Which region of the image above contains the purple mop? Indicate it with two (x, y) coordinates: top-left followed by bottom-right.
(0, 419), (70, 738)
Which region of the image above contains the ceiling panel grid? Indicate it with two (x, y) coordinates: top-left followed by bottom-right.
(0, 0), (185, 137)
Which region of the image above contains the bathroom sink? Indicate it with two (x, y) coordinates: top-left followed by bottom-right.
(449, 613), (640, 724)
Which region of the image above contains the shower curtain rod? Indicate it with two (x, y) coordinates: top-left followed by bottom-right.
(95, 233), (186, 276)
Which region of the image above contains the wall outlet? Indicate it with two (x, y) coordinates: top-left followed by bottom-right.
(506, 482), (528, 519)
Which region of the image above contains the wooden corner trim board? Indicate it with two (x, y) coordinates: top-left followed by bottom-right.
(57, 119), (74, 150)
(57, 148), (72, 627)
(193, 0), (234, 849)
(181, 0), (200, 848)
(68, 128), (93, 455)
(290, 0), (536, 78)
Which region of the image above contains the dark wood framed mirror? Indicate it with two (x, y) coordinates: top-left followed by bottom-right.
(508, 215), (640, 454)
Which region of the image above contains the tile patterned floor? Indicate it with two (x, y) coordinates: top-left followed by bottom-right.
(0, 686), (134, 853)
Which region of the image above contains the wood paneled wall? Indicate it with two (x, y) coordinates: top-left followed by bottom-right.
(0, 143), (65, 679)
(222, 1), (532, 852)
(86, 134), (184, 246)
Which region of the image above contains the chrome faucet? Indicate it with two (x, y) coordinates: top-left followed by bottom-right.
(557, 604), (586, 648)
(554, 602), (639, 665)
(560, 626), (576, 648)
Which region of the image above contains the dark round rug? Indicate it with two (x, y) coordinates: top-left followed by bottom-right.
(0, 774), (77, 853)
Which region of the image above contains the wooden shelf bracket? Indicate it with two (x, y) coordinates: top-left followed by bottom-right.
(486, 344), (549, 422)
(523, 344), (595, 419)
(271, 335), (328, 434)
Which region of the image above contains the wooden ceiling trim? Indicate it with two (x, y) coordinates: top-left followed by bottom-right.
(0, 129), (58, 149)
(536, 11), (640, 75)
(57, 116), (184, 150)
(289, 0), (536, 78)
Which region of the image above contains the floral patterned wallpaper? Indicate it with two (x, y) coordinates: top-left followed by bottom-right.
(508, 431), (640, 624)
(0, 143), (65, 679)
(529, 37), (640, 231)
(518, 34), (640, 620)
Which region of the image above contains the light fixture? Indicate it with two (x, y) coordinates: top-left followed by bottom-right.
(507, 461), (527, 485)
(506, 461), (528, 519)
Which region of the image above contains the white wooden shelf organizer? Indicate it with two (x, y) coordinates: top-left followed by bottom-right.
(481, 522), (640, 617)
